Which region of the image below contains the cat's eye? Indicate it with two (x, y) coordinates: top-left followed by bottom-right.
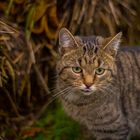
(95, 68), (105, 75)
(72, 67), (82, 73)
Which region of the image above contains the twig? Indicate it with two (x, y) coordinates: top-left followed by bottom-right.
(116, 0), (137, 16)
(26, 39), (36, 73)
(0, 31), (14, 34)
(69, 0), (81, 33)
(77, 0), (88, 25)
(86, 0), (98, 24)
(109, 0), (119, 25)
(13, 52), (24, 64)
(0, 20), (20, 34)
(3, 88), (21, 117)
(99, 11), (115, 35)
(33, 64), (50, 95)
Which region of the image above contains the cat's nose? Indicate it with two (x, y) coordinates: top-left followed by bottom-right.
(85, 82), (93, 88)
(84, 74), (93, 88)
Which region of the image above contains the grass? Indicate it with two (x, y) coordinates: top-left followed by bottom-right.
(23, 101), (81, 140)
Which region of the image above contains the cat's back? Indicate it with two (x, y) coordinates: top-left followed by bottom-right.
(117, 46), (140, 69)
(116, 46), (140, 88)
(119, 46), (140, 53)
(116, 46), (140, 128)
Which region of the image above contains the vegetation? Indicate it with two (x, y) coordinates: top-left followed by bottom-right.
(0, 0), (140, 139)
(22, 102), (81, 140)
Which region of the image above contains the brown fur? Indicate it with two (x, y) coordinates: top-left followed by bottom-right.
(56, 28), (140, 140)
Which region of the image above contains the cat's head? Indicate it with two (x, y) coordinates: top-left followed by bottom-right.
(56, 28), (122, 103)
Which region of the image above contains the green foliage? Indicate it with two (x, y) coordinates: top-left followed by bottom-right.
(24, 102), (81, 140)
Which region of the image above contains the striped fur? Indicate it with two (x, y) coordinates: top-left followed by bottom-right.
(56, 28), (140, 140)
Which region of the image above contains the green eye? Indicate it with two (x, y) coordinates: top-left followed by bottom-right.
(95, 68), (105, 75)
(72, 67), (82, 73)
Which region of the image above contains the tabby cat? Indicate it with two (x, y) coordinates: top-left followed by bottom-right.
(56, 28), (140, 140)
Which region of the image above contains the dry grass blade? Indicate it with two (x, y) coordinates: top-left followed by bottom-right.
(99, 11), (115, 35)
(116, 0), (137, 16)
(33, 65), (50, 95)
(3, 88), (21, 117)
(109, 0), (119, 25)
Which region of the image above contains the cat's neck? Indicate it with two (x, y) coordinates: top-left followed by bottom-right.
(60, 91), (118, 109)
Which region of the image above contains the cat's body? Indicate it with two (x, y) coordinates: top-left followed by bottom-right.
(56, 28), (140, 140)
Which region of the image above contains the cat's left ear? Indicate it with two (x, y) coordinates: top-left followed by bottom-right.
(103, 32), (122, 57)
(58, 28), (78, 55)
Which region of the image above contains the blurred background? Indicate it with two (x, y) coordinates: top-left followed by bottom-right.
(0, 0), (140, 139)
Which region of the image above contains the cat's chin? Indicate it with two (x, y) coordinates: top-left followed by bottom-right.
(81, 89), (93, 96)
(82, 91), (93, 96)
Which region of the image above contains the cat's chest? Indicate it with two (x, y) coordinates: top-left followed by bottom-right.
(62, 100), (123, 129)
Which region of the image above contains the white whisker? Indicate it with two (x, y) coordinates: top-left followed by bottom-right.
(48, 88), (71, 105)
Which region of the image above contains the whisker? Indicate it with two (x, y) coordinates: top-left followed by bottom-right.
(63, 89), (72, 98)
(49, 87), (58, 92)
(47, 88), (71, 105)
(52, 87), (71, 98)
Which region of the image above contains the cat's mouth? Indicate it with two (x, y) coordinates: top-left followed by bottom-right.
(78, 85), (96, 96)
(81, 88), (93, 96)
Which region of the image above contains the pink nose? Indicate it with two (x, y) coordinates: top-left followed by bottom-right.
(84, 82), (93, 88)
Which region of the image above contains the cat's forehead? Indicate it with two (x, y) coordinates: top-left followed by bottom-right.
(63, 46), (104, 67)
(81, 42), (100, 56)
(79, 55), (102, 69)
(76, 35), (104, 56)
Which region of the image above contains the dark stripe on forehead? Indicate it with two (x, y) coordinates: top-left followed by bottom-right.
(82, 42), (98, 56)
(78, 54), (99, 67)
(80, 36), (100, 54)
(83, 45), (87, 55)
(94, 46), (98, 53)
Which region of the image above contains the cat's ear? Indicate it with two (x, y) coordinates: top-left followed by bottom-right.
(59, 28), (78, 54)
(103, 32), (122, 57)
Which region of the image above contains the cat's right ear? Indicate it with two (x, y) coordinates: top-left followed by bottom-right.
(59, 28), (77, 55)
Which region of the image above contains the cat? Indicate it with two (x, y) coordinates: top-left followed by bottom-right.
(56, 28), (140, 140)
